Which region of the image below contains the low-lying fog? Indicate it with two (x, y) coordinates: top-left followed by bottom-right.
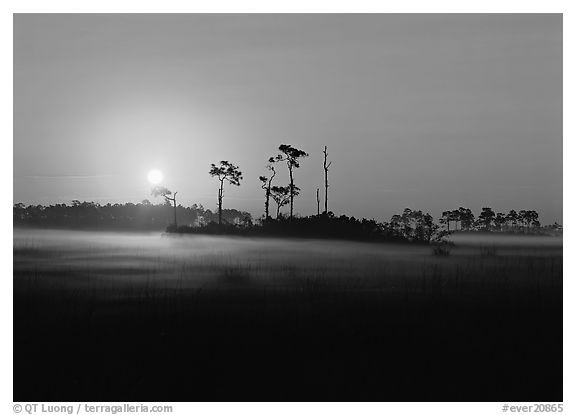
(13, 228), (562, 292)
(14, 228), (562, 258)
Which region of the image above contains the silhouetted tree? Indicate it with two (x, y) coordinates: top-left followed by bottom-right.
(316, 188), (320, 215)
(14, 203), (26, 221)
(400, 208), (414, 237)
(494, 212), (507, 231)
(259, 162), (276, 220)
(323, 146), (332, 214)
(520, 210), (539, 230)
(506, 210), (519, 229)
(391, 208), (438, 243)
(442, 207), (474, 232)
(390, 214), (403, 234)
(440, 210), (452, 231)
(518, 210), (528, 231)
(209, 161), (243, 225)
(450, 209), (461, 231)
(458, 207), (475, 230)
(478, 207), (495, 231)
(273, 144), (308, 219)
(151, 186), (178, 228)
(531, 211), (541, 229)
(270, 185), (293, 218)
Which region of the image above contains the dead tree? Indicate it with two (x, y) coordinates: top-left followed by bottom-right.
(259, 162), (276, 220)
(151, 186), (178, 228)
(323, 146), (332, 214)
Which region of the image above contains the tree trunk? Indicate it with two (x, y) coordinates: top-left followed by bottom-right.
(323, 146), (330, 214)
(316, 188), (320, 215)
(264, 168), (276, 221)
(218, 180), (224, 225)
(289, 166), (294, 219)
(264, 189), (270, 220)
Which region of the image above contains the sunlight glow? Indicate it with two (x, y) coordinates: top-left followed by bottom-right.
(147, 169), (164, 185)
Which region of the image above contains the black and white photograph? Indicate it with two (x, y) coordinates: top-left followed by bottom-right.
(12, 12), (563, 405)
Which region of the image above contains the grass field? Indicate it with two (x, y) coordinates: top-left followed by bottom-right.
(13, 229), (563, 401)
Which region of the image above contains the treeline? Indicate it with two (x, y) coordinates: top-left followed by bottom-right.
(439, 207), (551, 232)
(163, 206), (561, 244)
(13, 200), (252, 231)
(14, 142), (561, 241)
(13, 201), (561, 242)
(174, 211), (439, 244)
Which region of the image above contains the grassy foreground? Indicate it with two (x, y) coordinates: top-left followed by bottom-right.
(13, 230), (562, 401)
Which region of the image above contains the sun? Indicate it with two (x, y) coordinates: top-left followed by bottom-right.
(147, 169), (164, 185)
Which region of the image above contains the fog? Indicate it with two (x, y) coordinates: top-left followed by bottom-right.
(450, 232), (562, 248)
(14, 229), (562, 291)
(14, 228), (562, 255)
(13, 228), (432, 284)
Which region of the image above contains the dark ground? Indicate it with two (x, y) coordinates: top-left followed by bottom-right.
(13, 230), (562, 402)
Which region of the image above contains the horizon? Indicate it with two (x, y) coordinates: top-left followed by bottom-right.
(12, 196), (561, 226)
(14, 14), (562, 224)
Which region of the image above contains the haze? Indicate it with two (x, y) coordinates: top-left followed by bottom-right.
(13, 14), (562, 223)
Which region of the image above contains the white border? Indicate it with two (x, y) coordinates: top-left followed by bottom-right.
(3, 1), (572, 414)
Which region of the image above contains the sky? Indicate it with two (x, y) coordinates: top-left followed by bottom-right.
(13, 14), (562, 224)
